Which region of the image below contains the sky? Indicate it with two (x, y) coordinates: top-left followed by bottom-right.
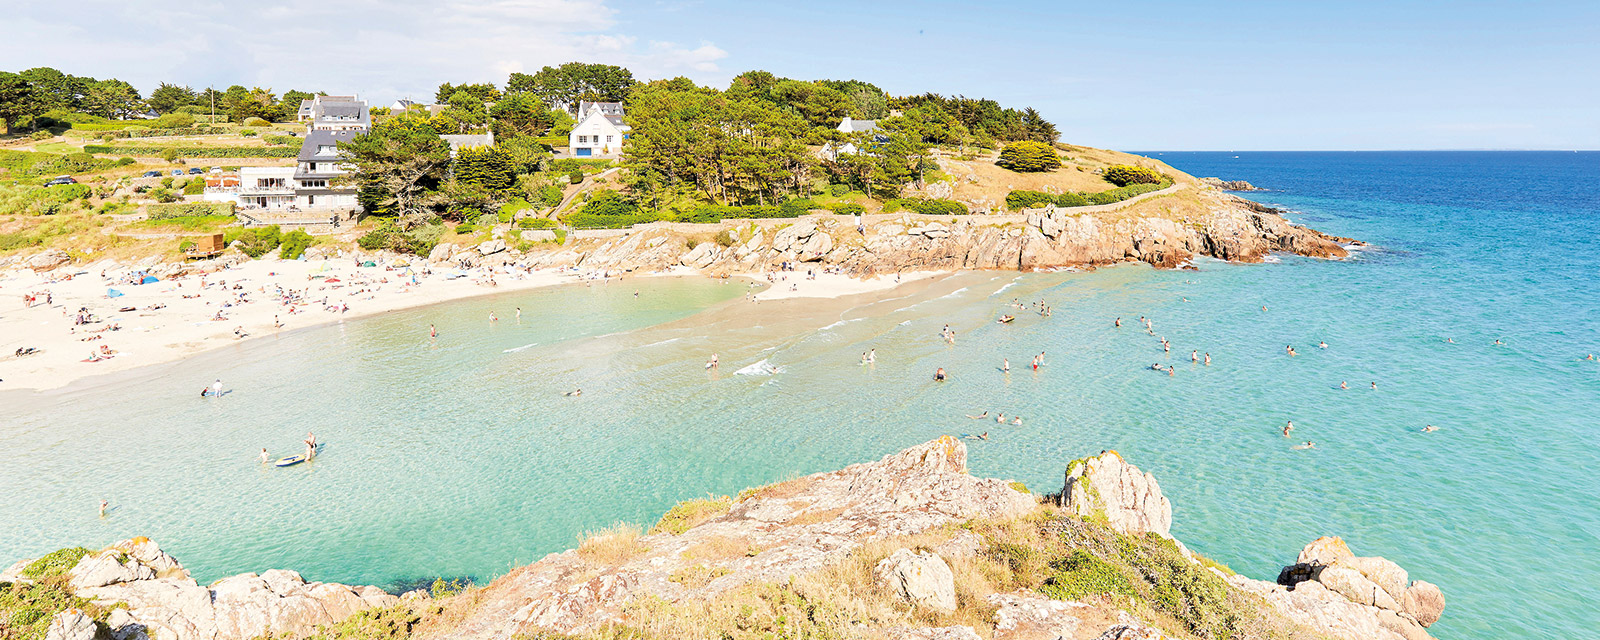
(4, 0), (1597, 150)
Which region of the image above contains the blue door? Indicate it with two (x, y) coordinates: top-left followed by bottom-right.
(575, 148), (592, 157)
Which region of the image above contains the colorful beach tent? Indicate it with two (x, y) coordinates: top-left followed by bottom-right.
(141, 275), (159, 284)
(106, 288), (124, 298)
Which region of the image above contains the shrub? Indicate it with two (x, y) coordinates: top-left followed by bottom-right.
(828, 203), (864, 216)
(536, 184), (564, 208)
(1006, 190), (1056, 210)
(147, 202), (234, 219)
(242, 117), (271, 127)
(235, 225), (282, 257)
(239, 129), (259, 137)
(715, 229), (735, 247)
(148, 187), (180, 203)
(884, 198), (967, 215)
(499, 197), (534, 221)
(828, 183), (850, 197)
(153, 113), (196, 129)
(1055, 192), (1090, 207)
(651, 496), (733, 535)
(567, 171), (584, 184)
(1041, 549), (1137, 601)
(1102, 164), (1163, 187)
(279, 229), (314, 259)
(83, 144), (298, 159)
(21, 547), (91, 579)
(576, 523), (648, 565)
(302, 605), (420, 640)
(997, 141), (1061, 172)
(263, 135), (297, 146)
(183, 180), (204, 195)
(517, 217), (556, 229)
(453, 223), (477, 234)
(1086, 180), (1170, 206)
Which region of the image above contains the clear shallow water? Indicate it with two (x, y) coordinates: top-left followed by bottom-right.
(3, 151), (1598, 638)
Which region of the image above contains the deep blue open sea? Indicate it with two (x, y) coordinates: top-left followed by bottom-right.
(3, 151), (1596, 638)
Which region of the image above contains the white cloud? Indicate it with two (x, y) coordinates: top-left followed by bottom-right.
(0, 0), (729, 103)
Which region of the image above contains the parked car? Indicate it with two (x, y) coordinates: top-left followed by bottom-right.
(171, 169), (184, 176)
(187, 167), (204, 175)
(142, 170), (162, 178)
(44, 176), (77, 187)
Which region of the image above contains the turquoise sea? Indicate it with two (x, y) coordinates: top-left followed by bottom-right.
(3, 151), (1597, 638)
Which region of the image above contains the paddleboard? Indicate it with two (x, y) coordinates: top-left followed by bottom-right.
(274, 455), (306, 467)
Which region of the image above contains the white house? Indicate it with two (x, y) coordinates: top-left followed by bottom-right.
(568, 101), (628, 157)
(230, 167), (297, 211)
(826, 117), (882, 159)
(290, 129), (362, 211)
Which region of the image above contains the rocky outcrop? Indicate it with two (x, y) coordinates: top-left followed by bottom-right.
(45, 609), (96, 640)
(1062, 451), (1172, 538)
(874, 549), (957, 610)
(505, 188), (1354, 278)
(1234, 536), (1445, 640)
(1200, 177), (1260, 191)
(27, 248), (71, 271)
(443, 436), (1036, 638)
(10, 537), (399, 640)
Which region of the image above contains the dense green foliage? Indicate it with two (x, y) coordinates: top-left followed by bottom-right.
(20, 548), (90, 579)
(341, 114), (452, 225)
(147, 202), (235, 219)
(0, 149), (120, 179)
(1040, 549), (1137, 600)
(1086, 180), (1171, 205)
(997, 141), (1061, 172)
(453, 147), (515, 191)
(1005, 190), (1056, 210)
(1, 577), (102, 640)
(893, 93), (1058, 143)
(302, 605), (420, 640)
(1102, 164), (1164, 187)
(883, 198), (967, 215)
(506, 62), (637, 107)
(650, 496), (733, 535)
(0, 67), (145, 131)
(64, 125), (230, 139)
(235, 226), (282, 258)
(278, 229), (315, 259)
(83, 144), (296, 158)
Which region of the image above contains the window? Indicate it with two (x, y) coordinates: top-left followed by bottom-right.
(577, 135), (587, 144)
(308, 195), (316, 205)
(606, 135), (613, 143)
(318, 145), (337, 155)
(308, 162), (317, 172)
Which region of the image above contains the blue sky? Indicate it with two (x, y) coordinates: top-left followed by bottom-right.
(5, 0), (1596, 150)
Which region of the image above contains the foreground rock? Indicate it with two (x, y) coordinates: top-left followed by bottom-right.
(443, 436), (1036, 638)
(10, 537), (399, 640)
(1201, 177), (1260, 191)
(875, 548), (958, 610)
(1230, 535), (1446, 640)
(1063, 450), (1172, 538)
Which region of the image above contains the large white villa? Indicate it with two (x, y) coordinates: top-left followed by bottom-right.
(568, 101), (628, 157)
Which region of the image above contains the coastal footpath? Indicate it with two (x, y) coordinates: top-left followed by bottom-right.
(3, 438), (1444, 640)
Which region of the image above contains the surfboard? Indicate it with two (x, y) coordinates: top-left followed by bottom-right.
(274, 455), (306, 467)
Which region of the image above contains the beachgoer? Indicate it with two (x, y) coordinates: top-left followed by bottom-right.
(1422, 425), (1438, 432)
(1494, 339), (1503, 345)
(259, 448), (269, 464)
(1003, 358), (1010, 372)
(1299, 441), (1315, 449)
(1115, 317), (1122, 327)
(210, 379), (224, 397)
(708, 353), (719, 369)
(934, 368), (947, 381)
(1340, 381), (1348, 390)
(1191, 350), (1198, 363)
(978, 432), (988, 440)
(1012, 417), (1022, 425)
(564, 388), (582, 397)
(429, 324), (437, 338)
(1319, 341), (1328, 349)
(867, 349), (875, 363)
(516, 308), (522, 321)
(490, 312), (498, 322)
(303, 432), (317, 459)
(967, 411), (988, 419)
(1283, 421), (1294, 437)
(1371, 381), (1377, 390)
(1167, 367), (1174, 376)
(996, 413), (1005, 423)
(1204, 353), (1211, 365)
(99, 499), (108, 518)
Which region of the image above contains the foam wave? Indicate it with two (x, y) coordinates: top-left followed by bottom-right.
(503, 343), (537, 353)
(734, 359), (784, 376)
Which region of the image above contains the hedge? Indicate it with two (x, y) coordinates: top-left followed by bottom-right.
(84, 145), (298, 158)
(0, 149), (122, 179)
(1102, 165), (1164, 187)
(1005, 190), (1056, 210)
(66, 125), (231, 139)
(884, 198), (968, 215)
(263, 135), (299, 146)
(827, 203), (864, 215)
(1086, 180), (1171, 205)
(147, 202), (236, 220)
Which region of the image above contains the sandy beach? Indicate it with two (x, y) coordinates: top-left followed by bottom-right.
(0, 257), (940, 391)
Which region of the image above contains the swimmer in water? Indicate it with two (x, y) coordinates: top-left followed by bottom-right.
(1296, 441), (1315, 450)
(1204, 353), (1211, 365)
(429, 324), (437, 338)
(1283, 421), (1294, 436)
(707, 353), (719, 369)
(996, 413), (1005, 423)
(1422, 425), (1438, 432)
(977, 431), (989, 441)
(564, 388), (582, 397)
(1446, 338), (1455, 343)
(489, 312), (497, 322)
(967, 411), (989, 419)
(934, 368), (947, 381)
(1319, 341), (1328, 349)
(258, 448), (269, 464)
(1115, 317), (1122, 327)
(99, 499), (108, 517)
(1013, 417), (1022, 425)
(1494, 339), (1504, 345)
(1340, 381), (1348, 390)
(1167, 367), (1174, 376)
(1003, 358), (1011, 372)
(867, 349), (876, 363)
(1371, 381), (1378, 390)
(1191, 350), (1198, 363)
(1286, 345), (1298, 356)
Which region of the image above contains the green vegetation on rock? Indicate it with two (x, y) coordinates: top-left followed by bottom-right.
(650, 496), (733, 535)
(21, 547), (90, 579)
